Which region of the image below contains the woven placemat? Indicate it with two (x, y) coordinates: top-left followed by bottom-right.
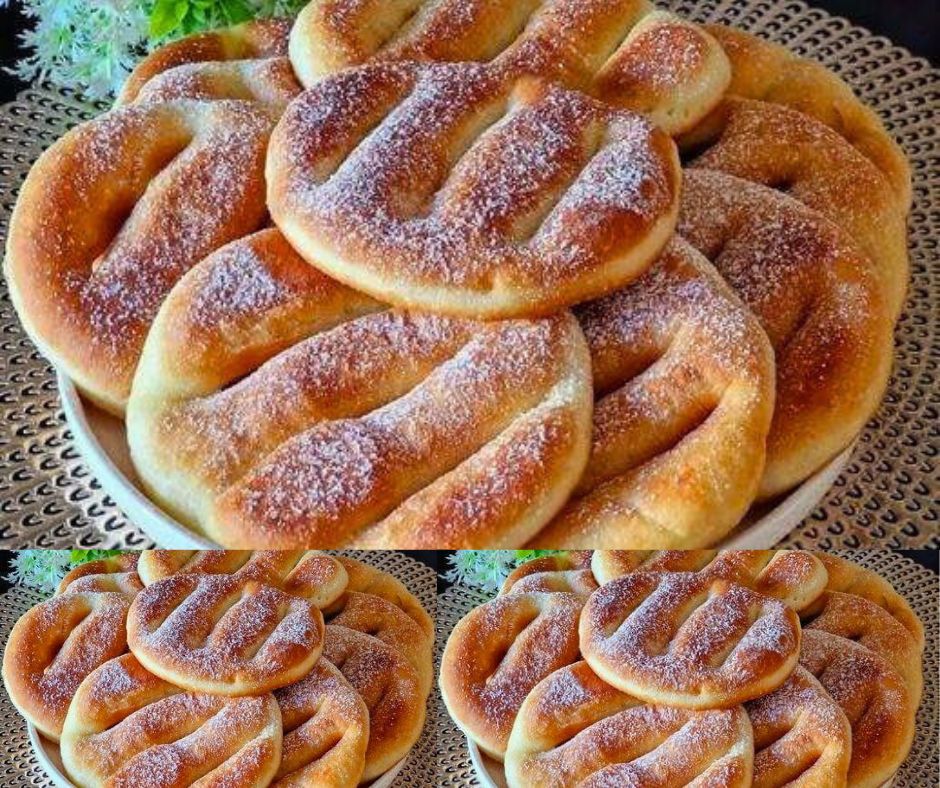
(0, 550), (437, 788)
(434, 551), (939, 787)
(0, 0), (937, 549)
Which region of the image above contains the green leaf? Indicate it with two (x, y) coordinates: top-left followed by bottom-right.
(219, 0), (253, 25)
(150, 0), (190, 38)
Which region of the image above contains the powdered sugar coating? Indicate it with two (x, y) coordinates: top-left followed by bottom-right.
(580, 572), (801, 708)
(5, 98), (274, 412)
(745, 665), (851, 786)
(268, 60), (679, 315)
(127, 574), (324, 694)
(61, 653), (281, 788)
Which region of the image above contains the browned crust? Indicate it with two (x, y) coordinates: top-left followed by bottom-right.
(679, 169), (894, 497)
(119, 18), (293, 104)
(529, 239), (775, 548)
(702, 24), (911, 212)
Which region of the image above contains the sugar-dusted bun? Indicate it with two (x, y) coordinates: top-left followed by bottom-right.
(57, 553), (142, 596)
(133, 57), (301, 107)
(4, 99), (274, 414)
(273, 657), (369, 787)
(289, 1), (730, 134)
(800, 630), (916, 788)
(328, 591), (434, 697)
(2, 591), (131, 740)
(529, 238), (774, 547)
(809, 553), (925, 650)
(267, 61), (680, 318)
(329, 556), (434, 640)
(591, 550), (828, 612)
(580, 572), (801, 708)
(702, 23), (911, 210)
(118, 18), (292, 104)
(689, 98), (908, 318)
(440, 591), (585, 759)
(322, 625), (426, 781)
(679, 169), (893, 497)
(500, 551), (598, 596)
(127, 228), (594, 548)
(61, 653), (282, 788)
(745, 665), (851, 787)
(804, 591), (923, 699)
(505, 660), (753, 787)
(591, 550), (720, 583)
(127, 574), (324, 695)
(138, 550), (351, 609)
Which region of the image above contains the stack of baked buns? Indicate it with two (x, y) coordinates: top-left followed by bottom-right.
(3, 0), (910, 548)
(1, 551), (433, 786)
(441, 550), (924, 786)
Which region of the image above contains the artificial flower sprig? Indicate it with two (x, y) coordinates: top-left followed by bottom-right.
(6, 549), (123, 595)
(5, 0), (307, 99)
(444, 550), (562, 593)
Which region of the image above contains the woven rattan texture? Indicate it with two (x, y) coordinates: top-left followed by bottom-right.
(0, 550), (437, 788)
(434, 551), (938, 787)
(0, 0), (937, 549)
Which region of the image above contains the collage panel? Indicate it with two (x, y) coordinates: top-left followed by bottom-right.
(0, 550), (440, 787)
(436, 549), (938, 787)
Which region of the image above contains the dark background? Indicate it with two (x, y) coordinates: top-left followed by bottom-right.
(0, 0), (937, 104)
(0, 551), (935, 593)
(0, 551), (446, 593)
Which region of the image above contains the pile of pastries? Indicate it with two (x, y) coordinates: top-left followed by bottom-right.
(1, 551), (433, 786)
(441, 550), (924, 786)
(4, 0), (910, 548)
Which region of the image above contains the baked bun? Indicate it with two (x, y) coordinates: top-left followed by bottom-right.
(137, 550), (350, 609)
(529, 238), (774, 547)
(591, 550), (828, 612)
(127, 574), (325, 695)
(127, 228), (594, 548)
(328, 591), (434, 697)
(61, 653), (282, 788)
(440, 591), (585, 759)
(689, 98), (908, 318)
(679, 169), (893, 497)
(744, 665), (851, 787)
(580, 572), (801, 708)
(799, 630), (916, 788)
(266, 61), (680, 318)
(4, 99), (274, 414)
(505, 660), (753, 787)
(2, 591), (130, 740)
(322, 625), (426, 781)
(119, 18), (292, 104)
(273, 658), (369, 787)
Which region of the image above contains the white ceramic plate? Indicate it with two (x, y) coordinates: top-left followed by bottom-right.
(465, 737), (894, 788)
(58, 373), (853, 549)
(29, 723), (408, 787)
